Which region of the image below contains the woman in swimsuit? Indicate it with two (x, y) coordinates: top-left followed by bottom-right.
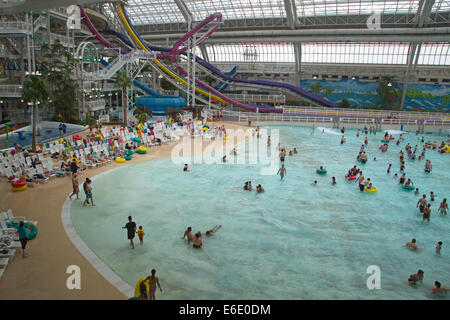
(192, 232), (203, 248)
(422, 204), (431, 222)
(145, 269), (162, 300)
(438, 198), (448, 215)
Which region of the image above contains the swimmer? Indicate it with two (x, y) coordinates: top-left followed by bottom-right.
(312, 180), (317, 185)
(417, 195), (427, 213)
(430, 191), (436, 202)
(289, 150), (293, 156)
(293, 148), (298, 154)
(183, 164), (190, 172)
(248, 181), (253, 191)
(340, 135), (346, 144)
(145, 269), (162, 300)
(192, 232), (203, 249)
(406, 238), (418, 251)
(256, 184), (265, 193)
(319, 166), (326, 171)
(398, 173), (406, 185)
(243, 181), (249, 190)
(364, 137), (368, 145)
(356, 129), (360, 137)
(277, 165), (286, 180)
(182, 227), (194, 244)
(415, 188), (419, 194)
(431, 281), (450, 295)
(230, 148), (237, 156)
(222, 155), (227, 162)
(205, 225), (221, 236)
(137, 226), (144, 245)
(404, 179), (413, 187)
(408, 269), (424, 285)
(436, 241), (443, 255)
(331, 177), (336, 185)
(267, 136), (271, 147)
(422, 204), (431, 222)
(438, 198), (448, 215)
(373, 157), (376, 161)
(387, 164), (392, 174)
(393, 173), (398, 179)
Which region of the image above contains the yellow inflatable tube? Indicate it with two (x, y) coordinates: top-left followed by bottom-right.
(137, 146), (147, 152)
(115, 157), (126, 163)
(116, 3), (227, 104)
(134, 278), (149, 297)
(12, 185), (27, 192)
(365, 187), (378, 193)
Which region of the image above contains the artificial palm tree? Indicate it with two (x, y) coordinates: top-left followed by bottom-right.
(22, 75), (50, 152)
(114, 71), (132, 126)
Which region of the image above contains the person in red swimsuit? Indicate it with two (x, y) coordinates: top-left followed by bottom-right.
(192, 232), (203, 248)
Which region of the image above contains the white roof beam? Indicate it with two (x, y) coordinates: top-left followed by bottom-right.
(283, 0), (301, 29)
(174, 0), (193, 23)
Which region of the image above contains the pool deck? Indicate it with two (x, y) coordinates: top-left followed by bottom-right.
(0, 121), (248, 300)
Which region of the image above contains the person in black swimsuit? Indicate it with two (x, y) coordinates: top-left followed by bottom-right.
(122, 216), (136, 249)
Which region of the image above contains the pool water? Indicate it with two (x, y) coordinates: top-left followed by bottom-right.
(71, 125), (450, 299)
(0, 127), (81, 149)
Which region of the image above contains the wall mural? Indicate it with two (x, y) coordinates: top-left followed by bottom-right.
(300, 79), (450, 112)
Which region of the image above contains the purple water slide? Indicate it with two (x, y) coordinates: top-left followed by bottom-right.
(118, 4), (281, 114)
(103, 24), (336, 108)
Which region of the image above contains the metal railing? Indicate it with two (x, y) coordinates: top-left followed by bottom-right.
(226, 93), (285, 103)
(209, 109), (450, 127)
(82, 100), (105, 112)
(0, 85), (23, 96)
(283, 106), (450, 121)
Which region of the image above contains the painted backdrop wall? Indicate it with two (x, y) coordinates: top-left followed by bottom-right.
(300, 79), (450, 112)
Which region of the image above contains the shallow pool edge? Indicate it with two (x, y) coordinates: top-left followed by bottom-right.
(61, 165), (134, 299)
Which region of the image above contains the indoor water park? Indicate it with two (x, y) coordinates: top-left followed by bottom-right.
(0, 0), (449, 306)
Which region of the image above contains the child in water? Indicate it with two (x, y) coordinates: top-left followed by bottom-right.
(137, 226), (145, 245)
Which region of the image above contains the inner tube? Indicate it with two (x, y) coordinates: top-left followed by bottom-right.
(131, 137), (141, 143)
(316, 169), (327, 174)
(358, 158), (367, 164)
(137, 146), (147, 152)
(136, 150), (146, 154)
(11, 180), (27, 188)
(402, 185), (415, 191)
(365, 187), (378, 193)
(348, 175), (356, 180)
(124, 150), (134, 155)
(381, 139), (389, 143)
(24, 222), (37, 240)
(115, 157), (126, 163)
(73, 134), (82, 141)
(124, 155), (132, 161)
(424, 145), (431, 148)
(134, 278), (149, 297)
(389, 137), (395, 140)
(12, 185), (27, 192)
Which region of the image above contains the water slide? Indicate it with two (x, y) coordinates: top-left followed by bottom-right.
(115, 3), (282, 113)
(79, 6), (186, 114)
(115, 3), (336, 110)
(214, 66), (238, 91)
(99, 59), (186, 113)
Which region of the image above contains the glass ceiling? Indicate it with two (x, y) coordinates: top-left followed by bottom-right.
(203, 42), (450, 65)
(117, 0), (450, 26)
(295, 0), (420, 17)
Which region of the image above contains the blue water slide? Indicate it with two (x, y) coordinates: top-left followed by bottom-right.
(99, 59), (186, 113)
(214, 66), (238, 91)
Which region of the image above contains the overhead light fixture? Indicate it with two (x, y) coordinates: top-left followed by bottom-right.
(387, 82), (392, 87)
(352, 76), (356, 80)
